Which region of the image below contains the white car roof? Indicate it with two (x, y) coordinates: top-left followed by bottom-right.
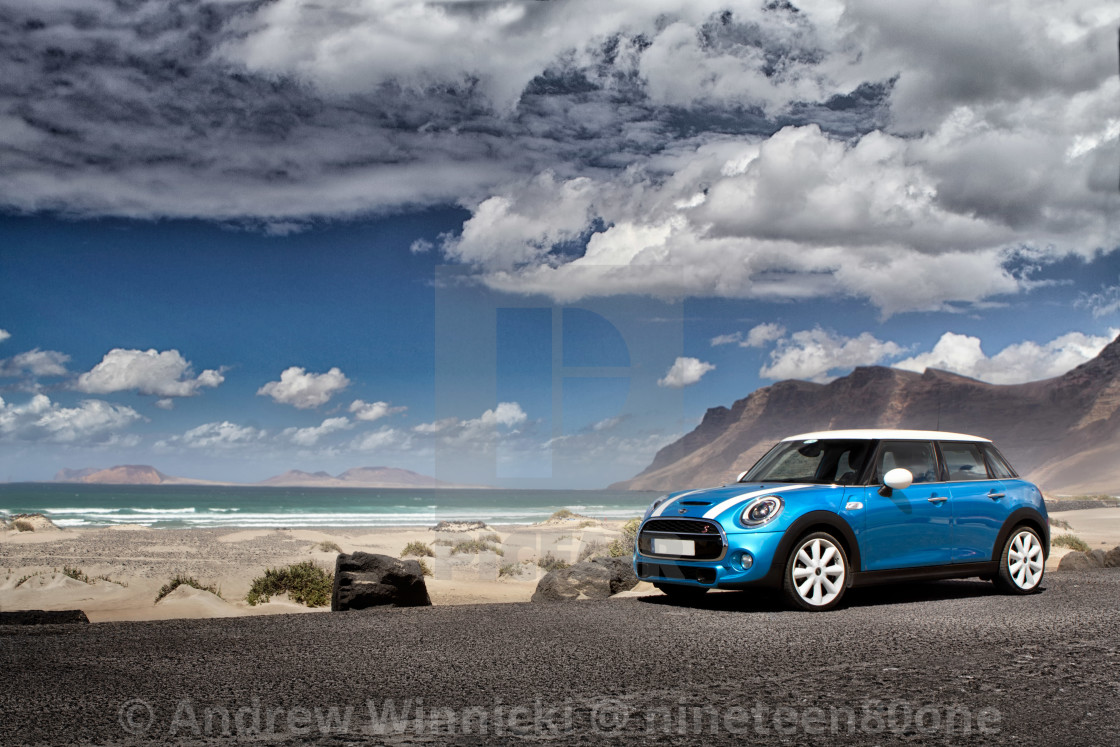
(782, 429), (990, 443)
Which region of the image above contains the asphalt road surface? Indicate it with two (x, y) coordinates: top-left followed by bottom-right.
(2, 571), (1118, 745)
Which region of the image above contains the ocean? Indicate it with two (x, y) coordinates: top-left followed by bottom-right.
(0, 483), (659, 529)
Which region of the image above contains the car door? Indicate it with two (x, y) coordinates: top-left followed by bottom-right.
(861, 440), (954, 570)
(942, 441), (1008, 563)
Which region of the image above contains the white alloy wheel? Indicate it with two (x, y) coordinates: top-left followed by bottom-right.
(784, 532), (848, 611)
(1000, 528), (1044, 593)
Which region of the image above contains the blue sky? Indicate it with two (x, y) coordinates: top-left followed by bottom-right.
(1, 1), (1119, 487)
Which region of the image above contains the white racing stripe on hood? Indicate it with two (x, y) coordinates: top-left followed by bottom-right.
(701, 485), (813, 520)
(651, 488), (708, 518)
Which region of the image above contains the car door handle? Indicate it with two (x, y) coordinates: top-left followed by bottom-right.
(927, 495), (948, 504)
(988, 491), (1005, 500)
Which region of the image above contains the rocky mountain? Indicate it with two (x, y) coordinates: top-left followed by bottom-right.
(613, 335), (1120, 495)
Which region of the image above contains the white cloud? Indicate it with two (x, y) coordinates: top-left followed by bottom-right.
(0, 394), (143, 443)
(349, 400), (406, 422)
(176, 421), (268, 450)
(893, 330), (1118, 384)
(283, 416), (353, 447)
(224, 1), (740, 111)
(592, 416), (625, 432)
(710, 332), (744, 347)
(76, 349), (224, 398)
(411, 402), (528, 446)
(452, 124), (1070, 314)
(476, 402), (529, 429)
(744, 323), (787, 348)
(258, 366), (350, 409)
(0, 349), (71, 377)
(352, 427), (410, 452)
(0, 329), (10, 343)
(658, 357), (716, 388)
(1079, 281), (1120, 318)
(761, 329), (905, 383)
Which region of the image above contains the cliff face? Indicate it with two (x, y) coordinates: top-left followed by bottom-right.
(613, 335), (1120, 494)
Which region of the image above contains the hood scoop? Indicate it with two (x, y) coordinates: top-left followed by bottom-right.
(679, 500), (712, 506)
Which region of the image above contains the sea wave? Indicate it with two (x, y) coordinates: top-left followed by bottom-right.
(42, 505), (645, 529)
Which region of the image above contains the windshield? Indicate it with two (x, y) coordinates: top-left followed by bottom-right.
(740, 439), (874, 485)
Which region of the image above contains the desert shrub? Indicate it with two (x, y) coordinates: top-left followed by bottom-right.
(1049, 517), (1073, 530)
(498, 562), (528, 578)
(1052, 534), (1091, 553)
(481, 532), (503, 544)
(537, 553), (570, 572)
(317, 541), (343, 554)
(450, 540), (503, 556)
(13, 519), (34, 532)
(402, 541), (436, 558)
(578, 520), (599, 528)
(549, 509), (579, 521)
(156, 575), (221, 603)
(608, 518), (642, 557)
(15, 573), (39, 587)
(62, 566), (91, 584)
(417, 559), (433, 577)
(246, 561), (333, 607)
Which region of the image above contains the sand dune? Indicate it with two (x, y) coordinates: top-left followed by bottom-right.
(0, 520), (628, 622)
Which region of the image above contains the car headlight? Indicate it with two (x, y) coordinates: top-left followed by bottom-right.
(740, 495), (783, 527)
(643, 495), (669, 521)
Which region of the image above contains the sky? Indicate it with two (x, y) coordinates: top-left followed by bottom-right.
(1, 0), (1119, 488)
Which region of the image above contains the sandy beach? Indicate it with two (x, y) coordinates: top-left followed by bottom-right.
(0, 518), (636, 622)
(3, 506), (1118, 623)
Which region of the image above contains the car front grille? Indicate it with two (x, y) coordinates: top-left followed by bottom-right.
(638, 518), (725, 560)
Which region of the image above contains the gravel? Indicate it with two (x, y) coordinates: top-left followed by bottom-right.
(2, 571), (1118, 745)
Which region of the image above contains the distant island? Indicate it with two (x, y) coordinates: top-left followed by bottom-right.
(51, 465), (481, 489)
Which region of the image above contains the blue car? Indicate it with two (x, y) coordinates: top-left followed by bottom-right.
(633, 429), (1050, 611)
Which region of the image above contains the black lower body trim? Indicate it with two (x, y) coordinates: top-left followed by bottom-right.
(849, 561), (999, 588)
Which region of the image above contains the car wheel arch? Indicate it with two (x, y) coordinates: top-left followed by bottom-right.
(762, 511), (861, 588)
(989, 507), (1050, 563)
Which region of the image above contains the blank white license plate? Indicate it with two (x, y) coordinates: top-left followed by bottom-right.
(653, 538), (696, 556)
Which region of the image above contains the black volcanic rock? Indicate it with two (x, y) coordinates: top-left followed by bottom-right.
(331, 552), (432, 611)
(0, 610), (89, 625)
(614, 335), (1120, 494)
(531, 557), (639, 602)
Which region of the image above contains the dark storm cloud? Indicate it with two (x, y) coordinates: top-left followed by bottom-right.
(0, 0), (1116, 313)
(0, 0), (885, 220)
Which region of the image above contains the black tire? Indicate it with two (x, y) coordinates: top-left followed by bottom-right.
(993, 525), (1045, 594)
(782, 531), (849, 611)
(655, 583), (709, 599)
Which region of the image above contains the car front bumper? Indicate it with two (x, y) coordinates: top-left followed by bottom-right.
(633, 529), (786, 589)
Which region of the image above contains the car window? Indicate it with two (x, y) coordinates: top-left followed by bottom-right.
(742, 439), (873, 484)
(874, 441), (938, 484)
(940, 442), (989, 481)
(981, 444), (1016, 479)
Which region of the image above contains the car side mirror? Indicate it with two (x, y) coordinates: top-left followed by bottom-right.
(736, 470), (749, 483)
(879, 468), (914, 497)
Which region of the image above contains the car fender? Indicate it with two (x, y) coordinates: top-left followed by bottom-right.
(990, 506), (1051, 561)
(757, 510), (861, 588)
